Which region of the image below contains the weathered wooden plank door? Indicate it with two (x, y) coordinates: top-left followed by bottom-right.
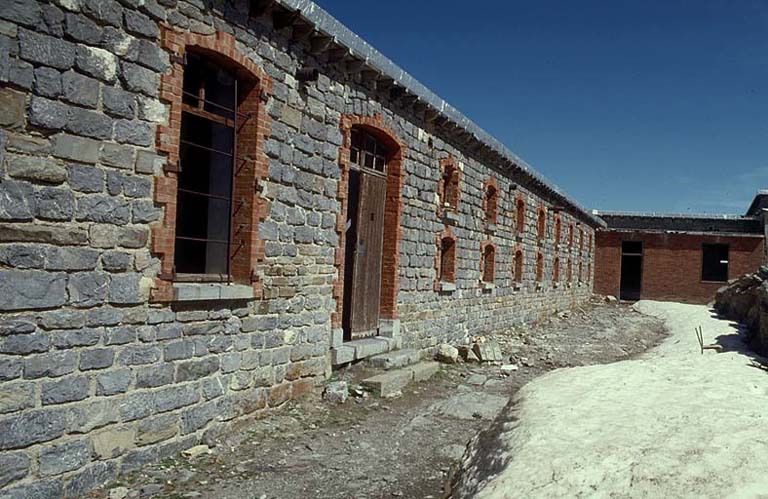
(349, 173), (387, 338)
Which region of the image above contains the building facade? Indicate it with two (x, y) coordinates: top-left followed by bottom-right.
(0, 0), (600, 495)
(594, 205), (767, 304)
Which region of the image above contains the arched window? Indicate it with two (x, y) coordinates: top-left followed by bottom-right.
(439, 236), (456, 283)
(514, 249), (524, 283)
(587, 262), (591, 281)
(555, 215), (562, 245)
(578, 260), (583, 282)
(516, 197), (526, 234)
(567, 258), (573, 282)
(441, 160), (460, 212)
(485, 183), (498, 225)
(579, 225), (584, 252)
(553, 256), (560, 282)
(568, 223), (574, 247)
(174, 52), (259, 277)
(536, 252), (544, 282)
(588, 232), (593, 253)
(482, 244), (495, 283)
(537, 207), (547, 240)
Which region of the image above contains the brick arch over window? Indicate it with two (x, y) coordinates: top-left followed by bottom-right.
(481, 240), (496, 283)
(438, 156), (461, 214)
(333, 113), (406, 327)
(553, 256), (560, 282)
(435, 227), (457, 285)
(515, 194), (526, 235)
(483, 177), (499, 225)
(513, 247), (524, 283)
(151, 27), (273, 301)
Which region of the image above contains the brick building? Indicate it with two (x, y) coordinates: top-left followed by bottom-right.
(0, 0), (601, 495)
(594, 194), (768, 303)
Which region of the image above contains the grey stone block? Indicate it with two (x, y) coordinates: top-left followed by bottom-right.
(361, 368), (412, 397)
(104, 326), (135, 345)
(0, 479), (62, 499)
(7, 155), (67, 183)
(132, 200), (161, 223)
(135, 413), (177, 445)
(41, 375), (90, 405)
(76, 195), (131, 225)
(9, 59), (33, 90)
(53, 134), (100, 163)
(0, 358), (22, 381)
(64, 461), (117, 497)
(79, 348), (114, 371)
(86, 307), (123, 327)
(180, 400), (216, 434)
(68, 164), (104, 193)
(37, 309), (85, 329)
(45, 247), (100, 271)
(0, 223), (87, 246)
(64, 12), (102, 43)
(117, 226), (148, 248)
(33, 66), (62, 98)
(117, 345), (160, 365)
(68, 272), (109, 308)
(0, 270), (67, 311)
(39, 439), (91, 476)
(120, 61), (158, 96)
(103, 86), (136, 119)
(0, 319), (36, 335)
(153, 384), (199, 413)
(23, 351), (76, 379)
(95, 368), (131, 396)
(82, 0), (123, 26)
(124, 10), (158, 38)
(0, 451), (29, 488)
(76, 45), (119, 82)
(62, 70), (99, 108)
(163, 340), (194, 361)
(0, 0), (42, 27)
(66, 107), (113, 139)
(35, 187), (75, 221)
(114, 119), (153, 146)
(100, 143), (135, 169)
(176, 357), (219, 382)
(0, 408), (68, 449)
(18, 28), (75, 70)
(0, 244), (45, 269)
(109, 273), (142, 304)
(135, 363), (174, 388)
(0, 179), (35, 221)
(0, 381), (34, 414)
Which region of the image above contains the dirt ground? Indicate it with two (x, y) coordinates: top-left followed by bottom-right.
(454, 301), (768, 498)
(89, 299), (666, 499)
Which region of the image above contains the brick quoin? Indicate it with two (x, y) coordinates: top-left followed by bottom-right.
(595, 231), (765, 303)
(333, 113), (406, 328)
(151, 25), (273, 301)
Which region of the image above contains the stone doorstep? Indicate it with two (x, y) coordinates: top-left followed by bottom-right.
(330, 336), (402, 367)
(368, 348), (421, 370)
(362, 361), (441, 397)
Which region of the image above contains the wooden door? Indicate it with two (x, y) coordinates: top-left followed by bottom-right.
(349, 173), (387, 338)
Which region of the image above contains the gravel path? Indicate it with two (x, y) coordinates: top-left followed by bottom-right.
(454, 301), (768, 498)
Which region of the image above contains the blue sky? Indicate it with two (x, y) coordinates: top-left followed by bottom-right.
(313, 0), (768, 214)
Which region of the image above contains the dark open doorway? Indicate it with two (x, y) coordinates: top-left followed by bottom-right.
(620, 241), (643, 301)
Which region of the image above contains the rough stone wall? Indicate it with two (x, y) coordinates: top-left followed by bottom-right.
(0, 0), (596, 496)
(595, 231), (764, 303)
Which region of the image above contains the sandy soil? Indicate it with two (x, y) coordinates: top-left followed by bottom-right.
(87, 300), (665, 499)
(454, 301), (768, 498)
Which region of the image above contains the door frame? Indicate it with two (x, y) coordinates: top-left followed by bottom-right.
(333, 114), (406, 341)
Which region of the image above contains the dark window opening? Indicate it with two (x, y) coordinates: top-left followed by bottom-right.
(620, 240), (643, 300)
(175, 54), (240, 276)
(439, 237), (456, 283)
(553, 257), (560, 282)
(702, 244), (729, 282)
(351, 128), (388, 173)
(482, 245), (495, 283)
(485, 185), (498, 224)
(514, 250), (524, 283)
(516, 198), (525, 234)
(442, 163), (460, 212)
(536, 253), (544, 282)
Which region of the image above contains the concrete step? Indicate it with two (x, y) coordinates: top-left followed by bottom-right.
(361, 361), (441, 397)
(368, 348), (421, 370)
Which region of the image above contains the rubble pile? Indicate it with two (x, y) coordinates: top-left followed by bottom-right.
(714, 266), (768, 353)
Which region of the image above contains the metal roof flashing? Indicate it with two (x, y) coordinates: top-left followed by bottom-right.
(271, 0), (605, 228)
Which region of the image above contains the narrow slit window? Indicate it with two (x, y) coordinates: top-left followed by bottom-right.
(516, 198), (526, 234)
(537, 208), (546, 240)
(536, 253), (544, 282)
(482, 245), (495, 283)
(514, 250), (524, 283)
(702, 243), (729, 282)
(439, 237), (456, 283)
(485, 185), (498, 224)
(553, 257), (560, 282)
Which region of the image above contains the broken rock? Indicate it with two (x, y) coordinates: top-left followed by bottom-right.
(472, 341), (503, 363)
(323, 381), (348, 404)
(500, 364), (519, 375)
(182, 444), (212, 459)
(436, 344), (459, 364)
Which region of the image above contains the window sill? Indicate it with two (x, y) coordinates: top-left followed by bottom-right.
(480, 281), (495, 291)
(515, 233), (524, 242)
(173, 282), (254, 301)
(438, 281), (457, 293)
(486, 223), (497, 234)
(701, 280), (728, 284)
(443, 210), (461, 225)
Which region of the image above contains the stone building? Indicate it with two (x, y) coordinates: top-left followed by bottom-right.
(0, 0), (600, 495)
(594, 193), (768, 303)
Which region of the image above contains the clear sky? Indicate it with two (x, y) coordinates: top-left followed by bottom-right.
(313, 0), (768, 215)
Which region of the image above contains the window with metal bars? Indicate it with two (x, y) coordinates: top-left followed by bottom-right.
(174, 53), (244, 277)
(350, 128), (388, 173)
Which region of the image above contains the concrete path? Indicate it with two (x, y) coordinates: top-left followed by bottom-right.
(455, 301), (768, 498)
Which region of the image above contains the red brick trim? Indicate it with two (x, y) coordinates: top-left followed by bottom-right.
(483, 176), (499, 226)
(437, 156), (461, 216)
(553, 256), (561, 282)
(150, 26), (273, 301)
(332, 113), (406, 327)
(567, 257), (573, 282)
(515, 193), (526, 235)
(579, 224), (585, 253)
(480, 239), (496, 283)
(554, 213), (562, 245)
(568, 221), (575, 248)
(435, 226), (457, 287)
